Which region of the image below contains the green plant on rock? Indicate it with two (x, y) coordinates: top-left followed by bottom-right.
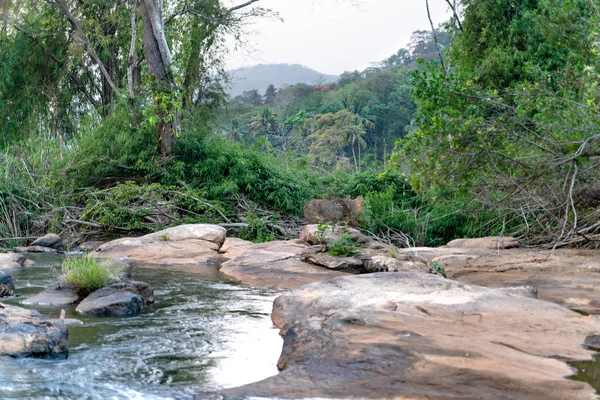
(328, 233), (361, 257)
(61, 255), (118, 295)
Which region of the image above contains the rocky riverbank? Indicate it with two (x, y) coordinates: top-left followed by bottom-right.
(5, 224), (600, 398)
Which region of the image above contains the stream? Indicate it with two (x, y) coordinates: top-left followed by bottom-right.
(0, 254), (283, 399)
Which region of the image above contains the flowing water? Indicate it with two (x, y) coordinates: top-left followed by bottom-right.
(0, 254), (283, 399)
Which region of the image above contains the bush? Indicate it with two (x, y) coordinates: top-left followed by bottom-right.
(328, 233), (361, 257)
(61, 255), (117, 294)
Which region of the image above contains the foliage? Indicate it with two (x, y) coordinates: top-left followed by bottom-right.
(61, 255), (117, 294)
(328, 233), (361, 257)
(237, 213), (276, 243)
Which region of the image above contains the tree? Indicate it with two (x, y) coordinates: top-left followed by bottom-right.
(251, 107), (279, 135)
(263, 84), (277, 105)
(244, 89), (264, 106)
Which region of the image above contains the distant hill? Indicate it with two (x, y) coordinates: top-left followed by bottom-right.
(227, 64), (339, 97)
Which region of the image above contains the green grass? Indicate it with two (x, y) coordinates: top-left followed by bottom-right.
(61, 255), (118, 294)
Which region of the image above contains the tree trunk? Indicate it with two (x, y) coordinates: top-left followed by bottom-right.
(139, 0), (177, 156)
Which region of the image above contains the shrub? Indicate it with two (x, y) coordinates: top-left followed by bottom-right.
(328, 233), (361, 257)
(61, 255), (117, 294)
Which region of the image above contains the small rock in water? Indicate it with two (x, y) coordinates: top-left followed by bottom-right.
(0, 271), (14, 297)
(0, 253), (25, 269)
(76, 281), (154, 317)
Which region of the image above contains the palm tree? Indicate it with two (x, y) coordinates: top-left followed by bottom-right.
(343, 123), (367, 172)
(250, 107), (279, 136)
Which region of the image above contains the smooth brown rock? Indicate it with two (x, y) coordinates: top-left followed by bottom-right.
(444, 236), (521, 249)
(223, 273), (599, 400)
(92, 224), (226, 267)
(304, 198), (363, 226)
(0, 303), (68, 359)
(219, 240), (345, 289)
(299, 224), (371, 246)
(0, 253), (25, 269)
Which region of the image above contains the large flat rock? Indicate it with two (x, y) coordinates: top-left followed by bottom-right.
(219, 240), (346, 289)
(223, 273), (600, 399)
(407, 247), (600, 314)
(0, 303), (68, 359)
(23, 285), (80, 307)
(92, 224), (226, 267)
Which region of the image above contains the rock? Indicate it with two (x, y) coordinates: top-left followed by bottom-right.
(444, 236), (521, 249)
(304, 198), (363, 226)
(219, 238), (253, 253)
(31, 233), (62, 249)
(75, 241), (104, 252)
(363, 255), (427, 273)
(76, 281), (154, 316)
(92, 224), (226, 267)
(22, 259), (36, 267)
(224, 273), (600, 400)
(305, 253), (364, 273)
(0, 303), (68, 359)
(219, 240), (345, 289)
(23, 284), (80, 307)
(0, 253), (25, 269)
(299, 224), (370, 246)
(0, 271), (14, 297)
(12, 245), (59, 254)
(497, 285), (539, 299)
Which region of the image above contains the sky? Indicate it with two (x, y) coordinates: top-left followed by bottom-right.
(225, 0), (452, 75)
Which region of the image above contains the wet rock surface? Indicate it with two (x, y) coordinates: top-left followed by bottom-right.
(0, 271), (14, 297)
(0, 303), (68, 359)
(76, 281), (154, 316)
(23, 284), (80, 307)
(223, 272), (600, 400)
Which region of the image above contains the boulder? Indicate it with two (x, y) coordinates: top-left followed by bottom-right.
(12, 245), (59, 254)
(92, 224), (226, 267)
(305, 253), (364, 273)
(300, 224), (371, 246)
(76, 281), (154, 316)
(23, 284), (80, 307)
(0, 271), (14, 297)
(224, 273), (600, 400)
(0, 253), (25, 269)
(219, 240), (345, 289)
(444, 236), (521, 249)
(0, 303), (68, 359)
(304, 198), (363, 226)
(31, 233), (62, 249)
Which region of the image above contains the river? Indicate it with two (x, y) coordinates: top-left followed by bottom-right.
(0, 254), (282, 399)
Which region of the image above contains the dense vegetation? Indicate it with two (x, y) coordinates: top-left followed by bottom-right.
(1, 0), (599, 248)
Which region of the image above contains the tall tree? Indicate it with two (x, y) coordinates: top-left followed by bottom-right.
(263, 84), (277, 105)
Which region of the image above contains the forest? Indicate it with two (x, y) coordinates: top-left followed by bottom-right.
(1, 0), (599, 249)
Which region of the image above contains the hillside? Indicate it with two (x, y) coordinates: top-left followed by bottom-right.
(227, 63), (338, 96)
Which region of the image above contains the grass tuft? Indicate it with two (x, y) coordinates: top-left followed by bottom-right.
(61, 255), (118, 294)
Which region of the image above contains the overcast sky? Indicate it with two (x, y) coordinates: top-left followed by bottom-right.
(225, 0), (452, 75)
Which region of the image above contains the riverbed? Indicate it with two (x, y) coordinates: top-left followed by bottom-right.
(0, 254), (282, 399)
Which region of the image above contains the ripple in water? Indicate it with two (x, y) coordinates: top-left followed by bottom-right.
(0, 259), (283, 399)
